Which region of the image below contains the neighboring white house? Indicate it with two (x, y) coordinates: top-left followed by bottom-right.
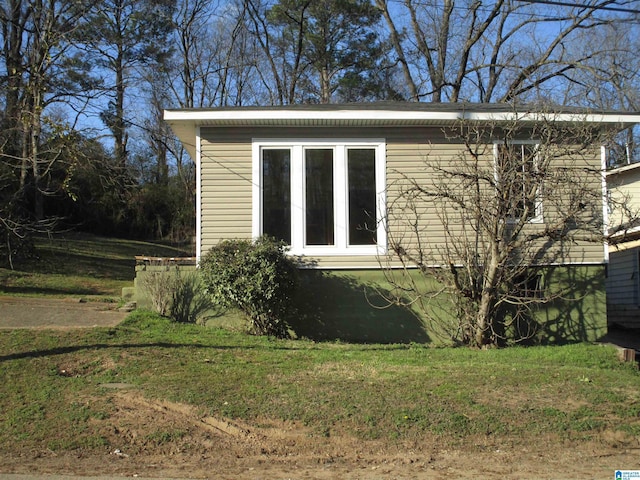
(606, 161), (640, 328)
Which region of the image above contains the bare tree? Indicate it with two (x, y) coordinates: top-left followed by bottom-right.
(163, 0), (255, 109)
(380, 110), (618, 347)
(0, 0), (96, 267)
(564, 23), (640, 166)
(376, 0), (636, 103)
(244, 0), (310, 104)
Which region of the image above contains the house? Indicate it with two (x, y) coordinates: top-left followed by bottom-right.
(606, 161), (640, 329)
(161, 102), (640, 344)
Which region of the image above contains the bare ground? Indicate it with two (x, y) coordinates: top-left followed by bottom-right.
(0, 296), (128, 330)
(1, 389), (639, 479)
(1, 296), (639, 479)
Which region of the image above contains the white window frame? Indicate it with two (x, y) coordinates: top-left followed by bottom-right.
(493, 140), (543, 224)
(252, 138), (387, 256)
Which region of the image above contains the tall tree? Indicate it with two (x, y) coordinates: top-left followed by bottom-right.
(1, 0), (27, 158)
(563, 22), (640, 165)
(0, 0), (97, 265)
(80, 0), (175, 166)
(1, 0), (93, 217)
(246, 0), (393, 104)
(163, 0), (257, 109)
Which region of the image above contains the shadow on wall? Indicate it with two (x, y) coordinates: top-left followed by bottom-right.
(288, 269), (430, 344)
(286, 265), (606, 346)
(134, 260), (605, 345)
(537, 265), (607, 344)
(498, 266), (607, 345)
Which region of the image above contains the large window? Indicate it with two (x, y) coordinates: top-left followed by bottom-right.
(253, 140), (386, 255)
(494, 141), (542, 222)
(262, 149), (291, 244)
(305, 148), (335, 245)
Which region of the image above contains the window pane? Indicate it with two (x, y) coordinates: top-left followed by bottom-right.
(262, 149), (291, 243)
(519, 144), (537, 219)
(497, 144), (537, 220)
(305, 149), (334, 245)
(348, 149), (377, 245)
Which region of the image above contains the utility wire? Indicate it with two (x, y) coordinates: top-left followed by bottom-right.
(514, 0), (640, 14)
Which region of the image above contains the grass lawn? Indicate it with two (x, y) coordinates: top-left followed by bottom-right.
(0, 233), (638, 475)
(0, 232), (190, 299)
(0, 310), (639, 455)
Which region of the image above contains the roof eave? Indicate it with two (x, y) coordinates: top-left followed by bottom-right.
(163, 108), (640, 127)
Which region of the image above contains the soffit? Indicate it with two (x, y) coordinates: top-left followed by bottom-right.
(164, 103), (640, 160)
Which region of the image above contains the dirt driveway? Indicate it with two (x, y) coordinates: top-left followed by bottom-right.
(0, 296), (129, 329)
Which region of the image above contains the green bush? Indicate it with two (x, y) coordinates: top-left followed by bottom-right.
(199, 237), (298, 338)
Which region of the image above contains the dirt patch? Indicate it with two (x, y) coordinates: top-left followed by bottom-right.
(1, 390), (639, 479)
(0, 296), (128, 329)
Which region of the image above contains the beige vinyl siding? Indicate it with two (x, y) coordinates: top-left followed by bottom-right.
(199, 126), (606, 268)
(295, 255), (383, 269)
(535, 145), (605, 264)
(385, 136), (472, 266)
(199, 133), (253, 254)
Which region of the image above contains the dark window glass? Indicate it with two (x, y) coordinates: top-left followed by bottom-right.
(348, 149), (377, 245)
(305, 149), (334, 245)
(497, 143), (537, 220)
(262, 149), (291, 243)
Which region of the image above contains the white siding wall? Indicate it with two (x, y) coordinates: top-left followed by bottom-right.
(607, 164), (640, 232)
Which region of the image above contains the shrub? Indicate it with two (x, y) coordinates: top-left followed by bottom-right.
(199, 237), (298, 338)
(142, 264), (212, 324)
(142, 267), (174, 317)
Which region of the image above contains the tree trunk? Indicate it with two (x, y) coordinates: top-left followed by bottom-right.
(475, 243), (500, 347)
(376, 0), (419, 101)
(114, 52), (127, 166)
(3, 0), (25, 158)
(320, 66), (331, 103)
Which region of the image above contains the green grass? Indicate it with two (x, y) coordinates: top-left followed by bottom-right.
(0, 310), (638, 453)
(0, 233), (638, 456)
(0, 232), (190, 299)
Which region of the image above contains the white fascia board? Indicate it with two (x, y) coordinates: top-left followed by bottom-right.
(605, 161), (640, 176)
(609, 224), (640, 239)
(163, 108), (640, 125)
(164, 109), (464, 122)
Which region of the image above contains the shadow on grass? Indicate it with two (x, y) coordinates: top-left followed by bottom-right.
(18, 253), (137, 281)
(0, 336), (437, 364)
(0, 342), (246, 363)
(0, 285), (107, 296)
